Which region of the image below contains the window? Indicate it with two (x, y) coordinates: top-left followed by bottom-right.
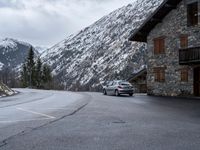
(187, 2), (198, 27)
(154, 67), (166, 82)
(154, 37), (165, 54)
(180, 69), (188, 82)
(180, 35), (188, 48)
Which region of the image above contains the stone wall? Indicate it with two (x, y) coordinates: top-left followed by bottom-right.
(147, 1), (200, 96)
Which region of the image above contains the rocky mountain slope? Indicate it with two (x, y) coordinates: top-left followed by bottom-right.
(41, 0), (164, 91)
(0, 38), (39, 72)
(35, 46), (47, 54)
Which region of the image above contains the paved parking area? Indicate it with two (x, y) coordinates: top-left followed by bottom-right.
(1, 90), (200, 150)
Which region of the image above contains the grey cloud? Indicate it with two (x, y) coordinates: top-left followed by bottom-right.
(0, 0), (24, 9)
(0, 0), (135, 47)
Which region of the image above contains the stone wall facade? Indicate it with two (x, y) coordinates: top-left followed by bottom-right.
(147, 0), (200, 96)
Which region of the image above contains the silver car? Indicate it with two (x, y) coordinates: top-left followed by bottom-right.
(103, 80), (134, 96)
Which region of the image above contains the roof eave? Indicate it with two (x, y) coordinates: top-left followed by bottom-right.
(129, 0), (182, 42)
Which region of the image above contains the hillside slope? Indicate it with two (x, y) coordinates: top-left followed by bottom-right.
(41, 0), (164, 91)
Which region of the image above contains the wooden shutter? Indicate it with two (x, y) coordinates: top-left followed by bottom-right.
(154, 69), (159, 82)
(181, 69), (188, 82)
(154, 37), (165, 54)
(160, 70), (165, 82)
(154, 39), (159, 54)
(159, 38), (165, 53)
(180, 35), (188, 48)
(154, 67), (165, 82)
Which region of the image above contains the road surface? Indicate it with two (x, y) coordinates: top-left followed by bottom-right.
(0, 89), (200, 150)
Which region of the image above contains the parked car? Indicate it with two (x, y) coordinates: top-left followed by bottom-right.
(103, 80), (134, 96)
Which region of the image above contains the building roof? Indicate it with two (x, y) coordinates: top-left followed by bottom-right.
(128, 68), (147, 81)
(129, 0), (182, 42)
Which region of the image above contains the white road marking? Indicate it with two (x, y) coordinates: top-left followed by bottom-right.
(42, 108), (67, 110)
(22, 108), (67, 110)
(0, 118), (53, 124)
(16, 107), (56, 119)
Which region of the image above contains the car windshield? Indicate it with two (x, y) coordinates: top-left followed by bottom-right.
(119, 82), (131, 86)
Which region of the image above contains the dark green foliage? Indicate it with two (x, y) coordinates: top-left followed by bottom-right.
(42, 64), (52, 83)
(20, 63), (28, 87)
(41, 64), (52, 89)
(26, 46), (35, 87)
(35, 58), (42, 88)
(20, 46), (52, 89)
(0, 67), (19, 88)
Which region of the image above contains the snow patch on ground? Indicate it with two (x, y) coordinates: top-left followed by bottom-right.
(0, 82), (15, 97)
(0, 62), (4, 70)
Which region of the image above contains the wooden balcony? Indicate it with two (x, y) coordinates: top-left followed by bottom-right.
(179, 47), (200, 65)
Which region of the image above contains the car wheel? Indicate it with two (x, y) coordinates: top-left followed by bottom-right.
(129, 93), (133, 96)
(103, 89), (107, 95)
(115, 90), (120, 96)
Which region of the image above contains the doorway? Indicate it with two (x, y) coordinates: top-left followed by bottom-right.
(194, 67), (200, 96)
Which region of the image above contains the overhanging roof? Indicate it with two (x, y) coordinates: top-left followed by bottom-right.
(128, 68), (147, 81)
(129, 0), (182, 42)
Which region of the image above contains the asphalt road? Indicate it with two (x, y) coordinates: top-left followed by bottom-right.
(0, 89), (200, 150)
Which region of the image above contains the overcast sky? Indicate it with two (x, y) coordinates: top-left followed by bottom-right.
(0, 0), (135, 47)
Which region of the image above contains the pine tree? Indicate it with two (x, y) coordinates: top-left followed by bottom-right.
(26, 46), (36, 87)
(42, 64), (52, 83)
(42, 64), (52, 89)
(35, 58), (42, 88)
(20, 46), (36, 88)
(20, 46), (53, 89)
(20, 63), (28, 87)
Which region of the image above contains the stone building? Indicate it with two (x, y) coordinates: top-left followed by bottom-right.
(129, 0), (200, 96)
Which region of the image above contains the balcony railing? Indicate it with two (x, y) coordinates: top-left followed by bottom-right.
(179, 46), (200, 65)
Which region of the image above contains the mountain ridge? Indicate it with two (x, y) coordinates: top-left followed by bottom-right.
(0, 0), (164, 91)
(0, 38), (39, 72)
(41, 0), (164, 91)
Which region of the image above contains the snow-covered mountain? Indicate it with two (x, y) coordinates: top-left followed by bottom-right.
(41, 0), (164, 91)
(35, 46), (48, 54)
(0, 38), (39, 72)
